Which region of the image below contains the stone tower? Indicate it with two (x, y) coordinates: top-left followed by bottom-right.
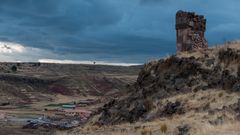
(176, 10), (208, 52)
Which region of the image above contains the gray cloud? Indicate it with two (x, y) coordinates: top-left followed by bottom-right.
(0, 0), (239, 63)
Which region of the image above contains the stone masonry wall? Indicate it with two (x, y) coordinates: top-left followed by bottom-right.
(176, 10), (208, 52)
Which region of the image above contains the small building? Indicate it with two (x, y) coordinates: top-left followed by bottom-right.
(55, 108), (92, 119)
(64, 109), (92, 118)
(62, 105), (76, 109)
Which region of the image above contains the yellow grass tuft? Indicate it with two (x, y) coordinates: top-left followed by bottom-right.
(141, 127), (152, 135)
(218, 92), (223, 98)
(160, 123), (168, 133)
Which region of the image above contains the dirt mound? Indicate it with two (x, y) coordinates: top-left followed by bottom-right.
(97, 45), (240, 125)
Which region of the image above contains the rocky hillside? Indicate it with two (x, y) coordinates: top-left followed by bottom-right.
(96, 43), (240, 126)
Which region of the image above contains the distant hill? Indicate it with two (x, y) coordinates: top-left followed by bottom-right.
(0, 63), (141, 105)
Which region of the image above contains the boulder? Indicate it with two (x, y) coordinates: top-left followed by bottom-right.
(177, 124), (191, 135)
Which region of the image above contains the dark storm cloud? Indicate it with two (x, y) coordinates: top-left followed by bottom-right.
(140, 0), (167, 4)
(0, 0), (122, 52)
(0, 0), (239, 63)
(0, 0), (120, 32)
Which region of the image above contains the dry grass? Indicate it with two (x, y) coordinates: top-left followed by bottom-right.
(68, 88), (240, 135)
(160, 124), (168, 133)
(141, 127), (152, 135)
(177, 42), (240, 59)
(72, 114), (240, 135)
(195, 122), (240, 135)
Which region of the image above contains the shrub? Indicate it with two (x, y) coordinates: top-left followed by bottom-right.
(11, 65), (17, 72)
(160, 124), (168, 133)
(237, 66), (240, 77)
(144, 99), (155, 111)
(33, 62), (41, 67)
(141, 127), (152, 135)
(218, 92), (223, 97)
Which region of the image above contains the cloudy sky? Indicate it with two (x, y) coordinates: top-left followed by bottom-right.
(0, 0), (239, 64)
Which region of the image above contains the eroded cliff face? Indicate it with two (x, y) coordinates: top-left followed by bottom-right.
(97, 45), (240, 125)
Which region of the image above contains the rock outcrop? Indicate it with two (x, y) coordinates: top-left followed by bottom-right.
(97, 45), (240, 125)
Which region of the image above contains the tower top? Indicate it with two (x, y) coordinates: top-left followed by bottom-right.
(176, 10), (206, 31)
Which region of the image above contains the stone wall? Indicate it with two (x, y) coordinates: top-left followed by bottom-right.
(176, 10), (208, 52)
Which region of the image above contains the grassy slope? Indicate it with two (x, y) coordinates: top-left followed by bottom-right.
(73, 89), (240, 135)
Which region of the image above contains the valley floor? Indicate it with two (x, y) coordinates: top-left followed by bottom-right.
(0, 63), (140, 135)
